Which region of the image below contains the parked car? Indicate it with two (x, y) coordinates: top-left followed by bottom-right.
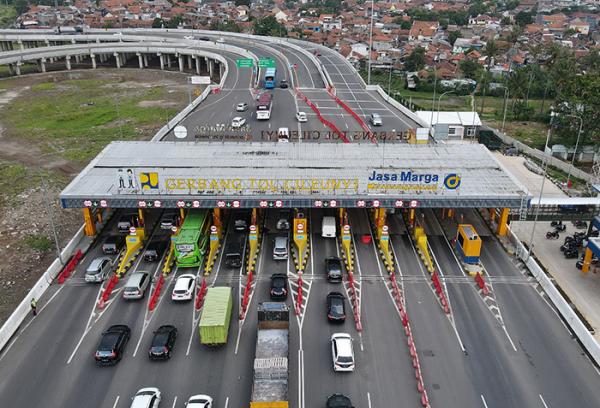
(172, 274), (197, 301)
(370, 113), (382, 126)
(327, 292), (346, 322)
(95, 324), (130, 366)
(276, 209), (291, 230)
(224, 238), (244, 268)
(102, 234), (125, 255)
(270, 273), (288, 300)
(331, 333), (355, 372)
(185, 395), (213, 408)
(236, 102), (248, 112)
(295, 111), (307, 122)
(148, 325), (178, 360)
(272, 236), (289, 260)
(123, 272), (151, 300)
(130, 387), (161, 408)
(325, 257), (343, 282)
(326, 394), (354, 408)
(85, 257), (112, 283)
(231, 117), (246, 129)
(144, 240), (168, 262)
(280, 79), (289, 89)
(160, 211), (179, 230)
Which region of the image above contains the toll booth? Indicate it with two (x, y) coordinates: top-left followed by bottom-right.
(455, 224), (482, 264)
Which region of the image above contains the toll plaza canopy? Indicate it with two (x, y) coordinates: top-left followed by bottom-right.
(60, 141), (530, 209)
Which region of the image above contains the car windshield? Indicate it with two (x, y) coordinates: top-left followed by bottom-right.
(272, 278), (286, 288)
(328, 259), (341, 272)
(152, 332), (169, 347)
(98, 333), (120, 351)
(137, 391), (157, 396)
(338, 356), (353, 363)
(330, 298), (344, 313)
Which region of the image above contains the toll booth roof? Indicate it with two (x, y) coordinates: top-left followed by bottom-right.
(60, 141), (529, 208)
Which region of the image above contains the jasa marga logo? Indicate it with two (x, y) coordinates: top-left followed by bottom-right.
(443, 173), (461, 190)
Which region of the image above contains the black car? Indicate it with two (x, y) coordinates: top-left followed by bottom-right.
(280, 79), (289, 89)
(144, 240), (168, 262)
(270, 273), (288, 300)
(234, 210), (252, 232)
(327, 292), (346, 322)
(327, 393), (353, 408)
(148, 325), (178, 360)
(276, 209), (291, 230)
(325, 257), (343, 282)
(117, 212), (138, 234)
(160, 211), (180, 230)
(95, 324), (131, 366)
(224, 237), (244, 268)
(102, 235), (125, 255)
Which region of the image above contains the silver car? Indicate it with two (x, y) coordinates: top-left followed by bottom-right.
(273, 236), (288, 260)
(85, 257), (112, 283)
(370, 113), (382, 126)
(123, 272), (151, 300)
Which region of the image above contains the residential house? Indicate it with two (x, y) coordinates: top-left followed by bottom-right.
(408, 21), (439, 41)
(415, 111), (482, 140)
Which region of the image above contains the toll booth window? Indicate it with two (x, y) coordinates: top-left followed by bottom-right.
(457, 233), (465, 248)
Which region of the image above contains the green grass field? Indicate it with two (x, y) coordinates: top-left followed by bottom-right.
(3, 78), (181, 163)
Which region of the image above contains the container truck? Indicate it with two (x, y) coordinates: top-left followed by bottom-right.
(250, 302), (289, 408)
(199, 287), (233, 346)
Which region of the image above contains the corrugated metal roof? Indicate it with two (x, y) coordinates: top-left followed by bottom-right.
(198, 287), (231, 326)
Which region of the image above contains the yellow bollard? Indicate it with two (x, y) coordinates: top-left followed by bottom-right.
(82, 208), (96, 236)
(582, 247), (593, 273)
(293, 217), (308, 272)
(204, 225), (220, 275)
(341, 223), (353, 273)
(246, 224), (259, 274)
(379, 225), (393, 272)
(497, 208), (509, 236)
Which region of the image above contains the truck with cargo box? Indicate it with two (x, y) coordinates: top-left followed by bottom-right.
(199, 287), (233, 346)
(250, 302), (289, 408)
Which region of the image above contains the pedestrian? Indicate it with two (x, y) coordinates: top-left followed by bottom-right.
(30, 297), (37, 316)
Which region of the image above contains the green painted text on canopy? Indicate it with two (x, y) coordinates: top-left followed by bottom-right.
(258, 58), (276, 68)
(236, 58), (254, 68)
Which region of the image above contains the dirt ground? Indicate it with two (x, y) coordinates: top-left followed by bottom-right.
(0, 69), (188, 325)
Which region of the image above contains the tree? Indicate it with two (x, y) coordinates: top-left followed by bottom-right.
(459, 59), (481, 79)
(514, 11), (533, 27)
(448, 30), (461, 46)
(404, 47), (426, 72)
(468, 1), (489, 17)
(15, 0), (29, 15)
(501, 16), (512, 26)
(164, 15), (183, 29)
(253, 15), (286, 37)
(400, 20), (412, 30)
(235, 0), (250, 5)
(152, 18), (163, 29)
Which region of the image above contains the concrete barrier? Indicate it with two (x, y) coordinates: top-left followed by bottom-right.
(507, 225), (600, 364)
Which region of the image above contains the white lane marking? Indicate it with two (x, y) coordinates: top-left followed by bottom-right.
(481, 394), (489, 408)
(185, 266), (203, 356)
(171, 396), (177, 408)
(539, 394), (549, 408)
(234, 324), (243, 355)
(298, 350), (302, 408)
(367, 392), (372, 408)
(224, 397), (229, 408)
(112, 395), (120, 408)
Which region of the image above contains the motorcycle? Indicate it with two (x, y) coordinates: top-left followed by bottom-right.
(551, 220), (562, 227)
(564, 248), (579, 259)
(574, 220), (588, 229)
(546, 230), (560, 239)
(554, 223), (566, 232)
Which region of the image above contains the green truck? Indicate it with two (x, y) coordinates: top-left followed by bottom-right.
(199, 287), (233, 346)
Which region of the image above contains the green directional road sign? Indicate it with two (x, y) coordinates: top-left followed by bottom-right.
(258, 58), (276, 68)
(236, 58), (254, 68)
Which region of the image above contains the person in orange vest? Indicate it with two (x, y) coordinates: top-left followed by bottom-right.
(30, 298), (37, 316)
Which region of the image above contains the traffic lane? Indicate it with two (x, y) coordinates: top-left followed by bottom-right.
(481, 248), (600, 407)
(391, 233), (481, 407)
(429, 235), (465, 277)
(349, 209), (423, 407)
(480, 236), (523, 277)
(430, 238), (542, 408)
(299, 89), (363, 140)
(367, 90), (421, 129)
(270, 43), (324, 89)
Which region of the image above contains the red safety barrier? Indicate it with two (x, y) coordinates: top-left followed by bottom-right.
(58, 249), (83, 284)
(240, 270), (253, 320)
(296, 88), (349, 143)
(194, 278), (208, 310)
(345, 272), (362, 331)
(327, 89), (376, 144)
(148, 274), (165, 311)
(101, 275), (120, 302)
(475, 272), (489, 295)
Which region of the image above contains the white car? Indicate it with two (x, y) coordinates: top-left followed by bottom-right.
(184, 35), (194, 40)
(185, 394), (213, 408)
(296, 111), (307, 122)
(231, 117), (246, 129)
(130, 387), (161, 408)
(331, 333), (355, 372)
(216, 37), (225, 43)
(236, 102), (248, 112)
(277, 127), (290, 142)
(172, 274), (197, 301)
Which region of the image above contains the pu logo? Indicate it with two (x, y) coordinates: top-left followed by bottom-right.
(139, 172), (159, 190)
(443, 173), (461, 190)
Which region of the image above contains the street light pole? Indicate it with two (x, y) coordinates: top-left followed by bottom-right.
(566, 114), (583, 189)
(436, 90), (455, 126)
(367, 0), (375, 85)
(387, 64), (393, 94)
(527, 111), (556, 260)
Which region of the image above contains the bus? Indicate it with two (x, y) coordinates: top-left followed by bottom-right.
(256, 93), (273, 120)
(264, 67), (276, 89)
(174, 210), (210, 268)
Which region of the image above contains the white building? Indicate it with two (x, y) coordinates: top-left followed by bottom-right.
(416, 111), (482, 140)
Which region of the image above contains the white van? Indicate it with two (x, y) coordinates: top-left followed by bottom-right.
(322, 216), (336, 238)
